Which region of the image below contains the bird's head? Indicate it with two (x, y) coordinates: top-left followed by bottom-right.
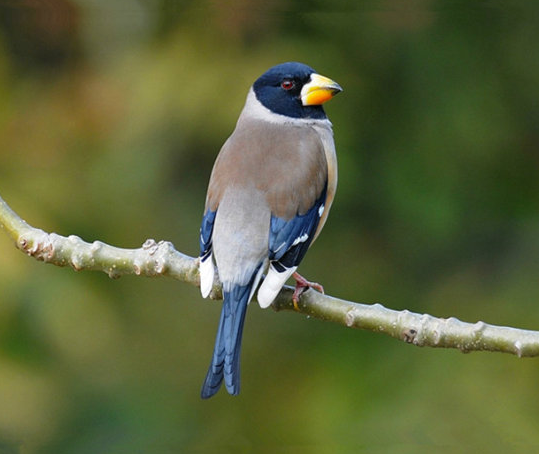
(252, 62), (342, 120)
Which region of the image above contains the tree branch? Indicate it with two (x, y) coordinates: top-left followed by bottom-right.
(1, 194), (539, 357)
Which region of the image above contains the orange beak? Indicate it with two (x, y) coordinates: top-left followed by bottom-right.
(301, 73), (343, 106)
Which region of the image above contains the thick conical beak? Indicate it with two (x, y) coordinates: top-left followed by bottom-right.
(300, 73), (343, 106)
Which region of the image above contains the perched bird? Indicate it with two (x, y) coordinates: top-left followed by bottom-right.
(198, 62), (342, 398)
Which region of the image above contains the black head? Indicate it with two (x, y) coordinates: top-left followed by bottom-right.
(252, 62), (341, 120)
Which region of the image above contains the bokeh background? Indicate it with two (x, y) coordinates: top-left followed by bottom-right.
(0, 0), (538, 452)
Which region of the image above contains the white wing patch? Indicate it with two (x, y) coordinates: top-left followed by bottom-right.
(318, 204), (325, 217)
(292, 233), (309, 247)
(257, 264), (297, 308)
(199, 253), (215, 298)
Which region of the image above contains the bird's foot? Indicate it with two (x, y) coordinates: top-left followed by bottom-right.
(291, 272), (324, 310)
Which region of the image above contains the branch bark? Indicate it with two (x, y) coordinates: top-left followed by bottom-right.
(1, 194), (539, 357)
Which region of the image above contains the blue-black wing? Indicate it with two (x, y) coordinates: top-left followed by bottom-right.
(199, 208), (217, 261)
(268, 184), (327, 271)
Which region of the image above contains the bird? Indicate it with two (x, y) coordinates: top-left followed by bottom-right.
(198, 61), (342, 398)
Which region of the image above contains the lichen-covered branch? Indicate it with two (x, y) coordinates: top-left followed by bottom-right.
(1, 194), (539, 357)
(0, 194), (209, 292)
(272, 290), (539, 357)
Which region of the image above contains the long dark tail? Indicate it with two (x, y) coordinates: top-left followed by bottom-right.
(200, 282), (253, 399)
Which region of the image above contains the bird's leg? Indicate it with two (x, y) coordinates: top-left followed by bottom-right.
(291, 272), (325, 310)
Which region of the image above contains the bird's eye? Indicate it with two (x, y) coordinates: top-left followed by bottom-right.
(281, 79), (295, 90)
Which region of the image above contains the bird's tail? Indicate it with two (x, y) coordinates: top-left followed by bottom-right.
(201, 271), (260, 399)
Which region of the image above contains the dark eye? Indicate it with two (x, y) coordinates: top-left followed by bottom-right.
(281, 79), (295, 90)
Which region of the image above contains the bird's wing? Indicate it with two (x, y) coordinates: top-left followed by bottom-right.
(268, 183), (327, 268)
(257, 183), (327, 308)
(199, 208), (216, 298)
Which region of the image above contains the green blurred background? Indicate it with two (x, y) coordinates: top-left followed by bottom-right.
(0, 0), (538, 452)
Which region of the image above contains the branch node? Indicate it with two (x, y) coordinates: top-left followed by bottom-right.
(68, 234), (82, 244)
(70, 253), (84, 271)
(473, 321), (486, 335)
(514, 340), (523, 358)
(345, 308), (357, 327)
(107, 265), (121, 279)
(19, 230), (56, 262)
(155, 261), (166, 274)
(153, 241), (174, 275)
(91, 240), (104, 252)
(432, 328), (441, 345)
(133, 262), (142, 275)
(403, 328), (417, 343)
(42, 237), (55, 260)
(142, 238), (159, 254)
